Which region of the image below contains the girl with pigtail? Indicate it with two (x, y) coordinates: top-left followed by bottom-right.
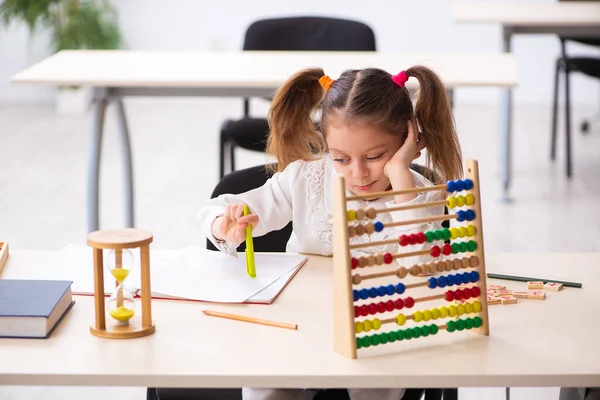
(196, 65), (462, 400)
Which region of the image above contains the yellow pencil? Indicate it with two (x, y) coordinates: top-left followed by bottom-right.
(244, 205), (256, 278)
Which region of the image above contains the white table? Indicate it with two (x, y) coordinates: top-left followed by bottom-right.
(0, 250), (598, 389)
(11, 50), (517, 232)
(453, 1), (600, 192)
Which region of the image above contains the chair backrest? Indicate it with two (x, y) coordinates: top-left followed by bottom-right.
(243, 16), (376, 51)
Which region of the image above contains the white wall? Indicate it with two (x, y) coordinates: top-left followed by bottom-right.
(1, 0), (598, 107)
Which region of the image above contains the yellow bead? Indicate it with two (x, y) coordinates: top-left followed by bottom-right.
(413, 311), (424, 322)
(447, 196), (457, 209)
(473, 301), (482, 313)
(458, 227), (468, 238)
(364, 320), (373, 332)
(450, 228), (459, 240)
(457, 304), (466, 315)
(355, 322), (364, 333)
(465, 303), (473, 314)
(456, 196), (466, 207)
(432, 308), (441, 320)
(439, 307), (449, 318)
(396, 314), (406, 326)
(423, 310), (432, 321)
(465, 194), (475, 205)
(449, 305), (458, 317)
(373, 318), (382, 330)
(348, 210), (356, 222)
(467, 225), (476, 237)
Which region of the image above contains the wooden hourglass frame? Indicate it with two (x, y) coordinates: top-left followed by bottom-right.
(87, 228), (155, 339)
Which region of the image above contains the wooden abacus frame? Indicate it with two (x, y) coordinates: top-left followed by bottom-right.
(333, 159), (490, 359)
(87, 228), (155, 339)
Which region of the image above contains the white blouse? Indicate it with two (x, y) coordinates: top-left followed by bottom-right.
(196, 154), (446, 267)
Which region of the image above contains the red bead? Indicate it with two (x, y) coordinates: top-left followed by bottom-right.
(351, 257), (359, 269)
(463, 287), (472, 299)
(404, 297), (415, 308)
(399, 235), (409, 246)
(442, 243), (452, 256)
(471, 286), (481, 297)
(445, 290), (455, 302)
(377, 302), (386, 313)
(408, 234), (417, 245)
(394, 298), (405, 310)
(430, 245), (441, 257)
(383, 253), (393, 264)
(360, 305), (369, 317)
(386, 300), (395, 312)
(416, 232), (426, 244)
(368, 303), (378, 315)
(454, 289), (464, 301)
(354, 306), (360, 318)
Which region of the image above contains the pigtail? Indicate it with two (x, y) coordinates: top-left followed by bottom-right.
(266, 68), (328, 173)
(405, 66), (463, 182)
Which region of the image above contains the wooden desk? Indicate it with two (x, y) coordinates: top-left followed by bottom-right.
(10, 51), (518, 233)
(453, 2), (600, 196)
(1, 251), (599, 389)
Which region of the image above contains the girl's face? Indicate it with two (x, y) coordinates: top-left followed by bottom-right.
(326, 119), (402, 197)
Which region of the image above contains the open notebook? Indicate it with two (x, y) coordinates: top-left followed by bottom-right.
(32, 245), (307, 304)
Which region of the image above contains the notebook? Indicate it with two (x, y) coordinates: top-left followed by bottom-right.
(0, 279), (75, 338)
(33, 245), (307, 304)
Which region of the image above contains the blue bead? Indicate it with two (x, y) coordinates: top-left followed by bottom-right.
(466, 210), (476, 221)
(386, 284), (395, 295)
(377, 286), (387, 296)
(461, 272), (471, 284)
(395, 283), (406, 294)
(369, 288), (378, 298)
(470, 271), (480, 282)
(374, 221), (384, 232)
(454, 180), (465, 191)
(447, 274), (455, 286)
(428, 277), (438, 289)
(446, 180), (456, 192)
(463, 179), (473, 190)
(359, 289), (369, 300)
(353, 290), (359, 302)
(455, 274), (463, 285)
(438, 276), (448, 288)
(456, 210), (466, 222)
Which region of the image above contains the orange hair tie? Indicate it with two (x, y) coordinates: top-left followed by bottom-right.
(319, 75), (334, 92)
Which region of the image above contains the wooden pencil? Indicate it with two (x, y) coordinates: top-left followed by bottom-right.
(486, 273), (582, 288)
(202, 310), (298, 330)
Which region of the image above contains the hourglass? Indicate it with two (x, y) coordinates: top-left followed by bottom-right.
(87, 228), (155, 339)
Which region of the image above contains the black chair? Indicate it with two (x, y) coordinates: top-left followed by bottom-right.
(219, 16), (377, 178)
(550, 0), (600, 178)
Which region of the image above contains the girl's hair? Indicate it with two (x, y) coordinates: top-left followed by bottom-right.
(266, 65), (463, 182)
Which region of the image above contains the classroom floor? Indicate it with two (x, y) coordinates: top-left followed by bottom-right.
(0, 97), (599, 400)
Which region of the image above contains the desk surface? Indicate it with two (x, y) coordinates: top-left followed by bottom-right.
(10, 50), (517, 89)
(0, 251), (599, 388)
(453, 2), (600, 26)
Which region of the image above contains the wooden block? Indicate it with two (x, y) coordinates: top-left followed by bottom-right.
(487, 295), (502, 305)
(544, 282), (563, 291)
(0, 241), (8, 275)
(501, 295), (518, 305)
(527, 281), (544, 290)
(528, 291), (546, 300)
(514, 291), (529, 299)
(496, 289), (513, 295)
(488, 284), (506, 291)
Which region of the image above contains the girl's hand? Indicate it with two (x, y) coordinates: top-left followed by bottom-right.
(212, 203), (259, 245)
(384, 120), (425, 178)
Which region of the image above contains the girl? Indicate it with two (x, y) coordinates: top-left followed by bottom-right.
(196, 65), (462, 400)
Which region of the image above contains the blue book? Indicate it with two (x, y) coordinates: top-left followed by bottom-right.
(0, 279), (75, 338)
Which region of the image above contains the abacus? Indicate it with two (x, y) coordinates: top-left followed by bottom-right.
(332, 159), (489, 359)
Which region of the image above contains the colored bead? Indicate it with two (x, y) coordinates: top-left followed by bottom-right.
(438, 276), (448, 288)
(469, 256), (479, 267)
(355, 322), (364, 333)
(425, 231), (435, 242)
(460, 257), (469, 269)
(373, 318), (382, 330)
(442, 243), (452, 255)
(428, 263), (437, 274)
(473, 316), (483, 328)
(396, 267), (408, 279)
(466, 210), (475, 221)
(465, 194), (475, 205)
(461, 272), (471, 284)
(432, 308), (441, 319)
(465, 318), (474, 330)
(430, 324), (439, 335)
(356, 209), (366, 220)
(449, 228), (459, 240)
(433, 230), (443, 240)
(458, 226), (467, 238)
(452, 243), (460, 254)
(372, 334), (380, 346)
(359, 257), (367, 268)
(404, 297), (415, 308)
(457, 304), (465, 315)
(359, 305), (368, 316)
(428, 277), (438, 289)
(413, 311), (423, 322)
(377, 302), (386, 313)
(412, 327), (422, 339)
(453, 259), (462, 270)
(352, 274), (362, 285)
(421, 325), (430, 337)
(447, 320), (457, 333)
(385, 284), (395, 296)
(468, 240), (477, 252)
(363, 336), (372, 347)
(369, 303), (377, 314)
(446, 274), (456, 286)
(444, 260), (454, 271)
(449, 305), (458, 317)
(459, 242), (468, 253)
(383, 252), (393, 264)
(445, 290), (455, 301)
(396, 314), (406, 326)
(416, 232), (426, 244)
(455, 180), (465, 191)
(374, 221), (384, 232)
(388, 331), (398, 342)
(463, 287), (472, 299)
(379, 333), (389, 345)
(375, 254), (384, 265)
(463, 179), (473, 190)
(473, 301), (482, 312)
(457, 319), (465, 331)
(396, 329), (405, 340)
(364, 320), (373, 332)
(386, 300), (395, 312)
(472, 286), (481, 297)
(454, 289), (464, 301)
(454, 274), (463, 285)
(436, 262), (445, 272)
(447, 196), (457, 209)
(353, 291), (359, 302)
(442, 228), (451, 241)
(423, 310), (433, 321)
(359, 289), (369, 299)
(356, 337), (363, 349)
(408, 234), (417, 245)
(377, 286), (386, 296)
(368, 288), (378, 298)
(396, 283), (406, 294)
(348, 226), (356, 237)
(351, 257), (358, 269)
(465, 303), (473, 314)
(430, 245), (441, 257)
(399, 235), (409, 246)
(405, 328), (414, 340)
(410, 265), (421, 276)
(456, 196), (466, 207)
(446, 181), (456, 192)
(365, 224), (375, 235)
(456, 210), (466, 222)
(366, 208), (377, 219)
(356, 224), (365, 235)
(470, 271), (480, 282)
(439, 307), (449, 318)
(368, 255), (376, 267)
(348, 210), (356, 221)
(467, 225), (476, 236)
(395, 298), (405, 310)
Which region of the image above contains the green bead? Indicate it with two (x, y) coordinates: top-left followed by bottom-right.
(356, 337), (362, 349)
(426, 231), (435, 242)
(447, 321), (456, 333)
(372, 334), (381, 346)
(442, 229), (451, 241)
(405, 328), (414, 340)
(396, 329), (405, 341)
(460, 242), (468, 253)
(457, 319), (465, 331)
(388, 331), (397, 343)
(380, 333), (389, 345)
(430, 324), (439, 335)
(412, 327), (421, 339)
(421, 325), (430, 337)
(452, 243), (461, 254)
(468, 240), (477, 252)
(465, 318), (474, 330)
(434, 230), (443, 240)
(363, 336), (372, 347)
(473, 317), (483, 328)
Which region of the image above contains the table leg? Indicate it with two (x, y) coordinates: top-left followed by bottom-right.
(500, 27), (513, 202)
(505, 387), (511, 400)
(115, 97), (135, 227)
(87, 88), (108, 233)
